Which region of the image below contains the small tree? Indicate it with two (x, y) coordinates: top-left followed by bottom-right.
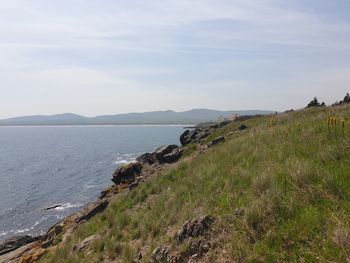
(306, 97), (326, 108)
(307, 97), (321, 108)
(343, 93), (350, 103)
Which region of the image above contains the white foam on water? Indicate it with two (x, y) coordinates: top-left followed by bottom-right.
(115, 159), (129, 165)
(54, 203), (83, 211)
(1, 217), (48, 238)
(84, 184), (96, 188)
(114, 153), (138, 166)
(0, 231), (9, 237)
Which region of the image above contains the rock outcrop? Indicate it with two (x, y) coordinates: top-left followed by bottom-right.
(207, 136), (225, 147)
(136, 152), (157, 165)
(180, 130), (197, 146)
(111, 162), (142, 185)
(151, 215), (214, 263)
(155, 145), (183, 164)
(177, 215), (214, 243)
(150, 246), (172, 263)
(75, 199), (109, 223)
(0, 236), (39, 256)
(180, 129), (210, 146)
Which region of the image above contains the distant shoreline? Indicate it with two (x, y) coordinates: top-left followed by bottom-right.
(0, 124), (195, 127)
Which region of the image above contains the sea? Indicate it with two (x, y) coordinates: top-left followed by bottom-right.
(0, 125), (186, 241)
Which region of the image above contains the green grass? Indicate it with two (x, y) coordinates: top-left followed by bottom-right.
(40, 104), (350, 262)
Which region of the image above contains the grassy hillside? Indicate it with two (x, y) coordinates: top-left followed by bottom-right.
(41, 104), (350, 262)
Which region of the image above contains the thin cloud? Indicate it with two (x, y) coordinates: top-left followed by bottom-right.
(0, 1), (349, 118)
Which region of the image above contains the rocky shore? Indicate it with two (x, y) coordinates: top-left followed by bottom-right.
(0, 119), (246, 263)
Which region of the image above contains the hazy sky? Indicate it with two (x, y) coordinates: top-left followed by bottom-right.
(1, 0), (350, 118)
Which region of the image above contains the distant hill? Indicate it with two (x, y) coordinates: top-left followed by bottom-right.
(0, 109), (274, 126)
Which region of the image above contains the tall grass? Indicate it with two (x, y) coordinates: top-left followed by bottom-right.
(41, 104), (350, 262)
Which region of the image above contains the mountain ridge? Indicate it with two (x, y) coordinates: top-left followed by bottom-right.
(0, 109), (274, 126)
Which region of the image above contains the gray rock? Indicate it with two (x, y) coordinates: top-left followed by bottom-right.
(136, 152), (157, 165)
(155, 145), (181, 163)
(238, 124), (248, 131)
(162, 147), (183, 163)
(150, 246), (171, 263)
(128, 177), (145, 190)
(177, 215), (214, 243)
(180, 129), (211, 146)
(111, 162), (142, 185)
(0, 235), (39, 256)
(41, 224), (63, 248)
(180, 130), (198, 146)
(75, 200), (109, 223)
(207, 136), (225, 147)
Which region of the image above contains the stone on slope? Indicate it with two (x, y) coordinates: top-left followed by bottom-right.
(177, 215), (214, 243)
(75, 200), (109, 223)
(207, 136), (225, 147)
(155, 145), (182, 163)
(162, 147), (183, 163)
(111, 162), (142, 185)
(180, 130), (198, 146)
(136, 152), (157, 165)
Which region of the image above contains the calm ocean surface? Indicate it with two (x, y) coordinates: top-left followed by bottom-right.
(0, 125), (185, 241)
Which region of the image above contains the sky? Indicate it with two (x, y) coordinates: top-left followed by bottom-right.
(1, 0), (350, 119)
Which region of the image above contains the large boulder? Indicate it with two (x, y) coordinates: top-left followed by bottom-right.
(180, 130), (198, 146)
(177, 215), (214, 243)
(163, 147), (183, 163)
(0, 235), (39, 256)
(155, 145), (182, 163)
(180, 129), (211, 146)
(111, 162), (142, 185)
(136, 152), (157, 165)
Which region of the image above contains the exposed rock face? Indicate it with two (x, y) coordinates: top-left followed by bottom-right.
(155, 145), (178, 160)
(180, 130), (198, 146)
(155, 145), (182, 163)
(99, 185), (119, 199)
(150, 246), (171, 263)
(177, 215), (214, 243)
(75, 200), (109, 223)
(238, 124), (248, 131)
(111, 162), (142, 185)
(207, 136), (225, 147)
(162, 147), (183, 163)
(179, 239), (211, 262)
(136, 152), (157, 165)
(180, 129), (210, 146)
(41, 224), (63, 249)
(0, 236), (39, 256)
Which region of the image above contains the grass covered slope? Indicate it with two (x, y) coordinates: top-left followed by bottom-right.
(41, 105), (350, 262)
